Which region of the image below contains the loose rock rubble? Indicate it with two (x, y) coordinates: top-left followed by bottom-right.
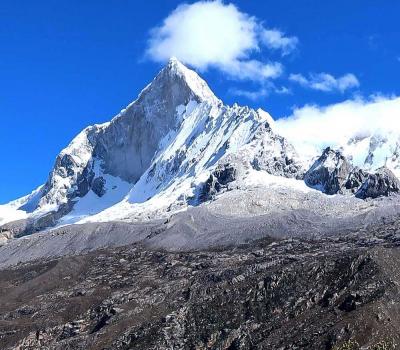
(2, 225), (400, 349)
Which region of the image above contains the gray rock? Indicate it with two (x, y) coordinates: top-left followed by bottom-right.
(344, 167), (368, 193)
(356, 166), (400, 199)
(304, 147), (354, 195)
(249, 124), (304, 179)
(199, 163), (238, 201)
(92, 177), (106, 197)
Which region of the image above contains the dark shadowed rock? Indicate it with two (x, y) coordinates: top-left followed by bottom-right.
(200, 163), (238, 201)
(92, 177), (106, 197)
(356, 166), (400, 199)
(345, 167), (369, 193)
(304, 147), (354, 195)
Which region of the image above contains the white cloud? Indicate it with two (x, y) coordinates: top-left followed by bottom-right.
(231, 84), (290, 100)
(289, 73), (308, 85)
(146, 1), (297, 82)
(275, 96), (400, 158)
(289, 72), (360, 92)
(224, 60), (283, 82)
(230, 87), (269, 100)
(260, 29), (298, 55)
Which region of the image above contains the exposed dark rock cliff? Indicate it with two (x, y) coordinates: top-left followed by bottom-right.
(305, 147), (357, 195)
(356, 167), (400, 199)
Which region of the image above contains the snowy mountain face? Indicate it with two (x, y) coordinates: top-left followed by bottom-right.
(39, 58), (219, 210)
(0, 58), (304, 232)
(342, 133), (400, 177)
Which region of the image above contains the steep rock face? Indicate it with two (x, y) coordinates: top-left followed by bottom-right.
(93, 57), (219, 184)
(356, 167), (400, 199)
(38, 58), (220, 210)
(304, 147), (356, 195)
(344, 167), (369, 193)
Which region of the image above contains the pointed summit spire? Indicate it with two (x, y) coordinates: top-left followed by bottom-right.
(167, 56), (180, 65)
(158, 57), (219, 103)
(164, 56), (188, 75)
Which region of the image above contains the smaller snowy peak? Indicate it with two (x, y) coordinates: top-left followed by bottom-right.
(304, 147), (365, 195)
(303, 147), (400, 200)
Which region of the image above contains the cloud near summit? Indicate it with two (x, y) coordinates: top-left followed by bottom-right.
(145, 1), (297, 82)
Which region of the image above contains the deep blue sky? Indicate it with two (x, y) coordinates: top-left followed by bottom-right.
(1, 0), (399, 203)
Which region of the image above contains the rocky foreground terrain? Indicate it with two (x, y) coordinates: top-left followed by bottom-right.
(2, 217), (400, 350)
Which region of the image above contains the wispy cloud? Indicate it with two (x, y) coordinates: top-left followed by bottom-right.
(146, 1), (297, 82)
(260, 29), (298, 56)
(231, 84), (290, 101)
(289, 72), (360, 93)
(224, 60), (283, 82)
(230, 87), (269, 100)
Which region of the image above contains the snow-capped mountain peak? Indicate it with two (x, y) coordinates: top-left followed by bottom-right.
(2, 59), (400, 236)
(134, 57), (220, 113)
(0, 60), (304, 231)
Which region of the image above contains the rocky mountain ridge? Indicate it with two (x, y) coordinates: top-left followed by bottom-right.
(304, 147), (400, 198)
